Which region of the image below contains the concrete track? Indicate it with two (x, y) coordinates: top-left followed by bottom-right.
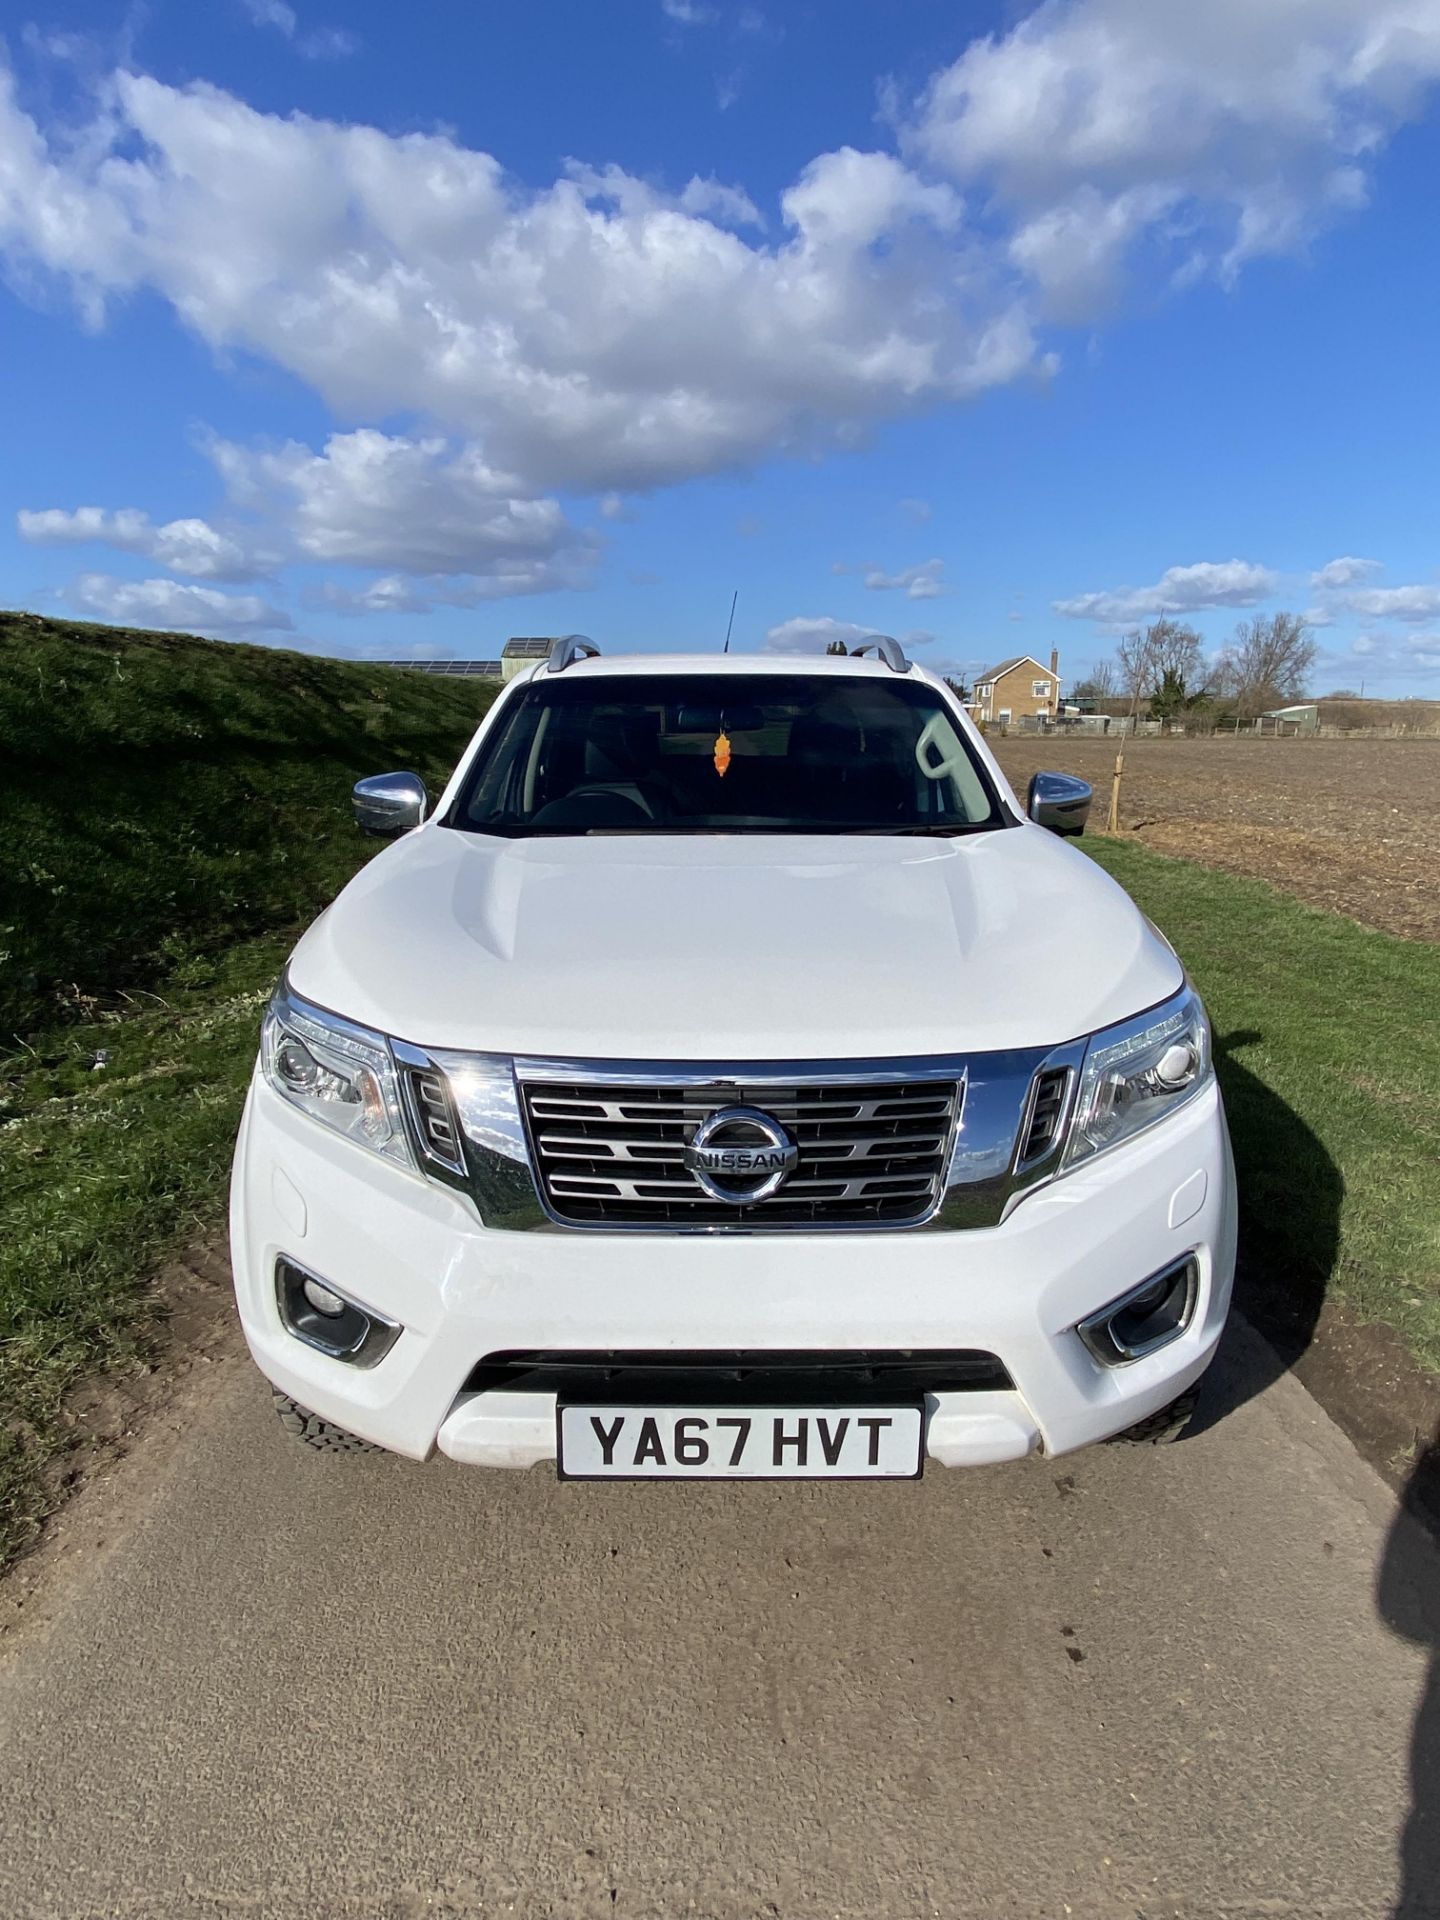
(2, 1321), (1437, 1919)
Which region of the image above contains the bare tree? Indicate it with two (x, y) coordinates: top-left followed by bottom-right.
(1071, 658), (1117, 701)
(1217, 613), (1316, 722)
(1115, 627), (1154, 704)
(1116, 618), (1208, 690)
(1147, 618), (1209, 692)
(1114, 618), (1212, 728)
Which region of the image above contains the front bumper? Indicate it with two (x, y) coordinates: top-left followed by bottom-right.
(229, 1071), (1236, 1468)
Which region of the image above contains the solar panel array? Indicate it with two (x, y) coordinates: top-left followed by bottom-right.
(367, 659), (503, 677)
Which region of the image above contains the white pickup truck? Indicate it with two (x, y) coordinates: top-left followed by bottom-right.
(230, 637), (1235, 1481)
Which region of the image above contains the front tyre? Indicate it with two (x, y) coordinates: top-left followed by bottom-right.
(272, 1390), (384, 1453)
(1108, 1379), (1203, 1446)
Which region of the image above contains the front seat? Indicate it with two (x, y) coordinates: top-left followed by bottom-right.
(787, 706), (910, 824)
(530, 709), (667, 828)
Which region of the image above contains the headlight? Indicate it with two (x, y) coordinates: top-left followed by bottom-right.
(1063, 983), (1211, 1169)
(261, 979), (414, 1168)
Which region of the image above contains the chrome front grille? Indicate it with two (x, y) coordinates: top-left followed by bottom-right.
(519, 1076), (962, 1228)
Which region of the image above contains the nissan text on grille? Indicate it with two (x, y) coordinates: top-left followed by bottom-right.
(231, 636), (1234, 1477)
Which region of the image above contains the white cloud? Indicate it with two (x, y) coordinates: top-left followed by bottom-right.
(67, 573), (292, 634)
(1348, 630), (1440, 676)
(1311, 554), (1382, 589)
(898, 497), (932, 524)
(24, 430), (597, 612)
(18, 506), (263, 580)
(862, 557), (947, 600)
(901, 0), (1440, 315)
(1054, 559), (1278, 624)
(781, 146), (961, 251)
(307, 571), (565, 616)
(0, 66), (1040, 496)
(1338, 584), (1440, 622)
(208, 429), (595, 584)
(243, 0), (297, 32)
(762, 615), (936, 654)
(241, 0), (356, 58)
(662, 0), (714, 23)
(0, 9), (1437, 529)
(763, 617), (881, 654)
(677, 174), (763, 228)
(299, 27), (359, 59)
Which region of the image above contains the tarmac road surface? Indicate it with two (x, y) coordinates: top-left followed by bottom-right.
(2, 1318), (1437, 1920)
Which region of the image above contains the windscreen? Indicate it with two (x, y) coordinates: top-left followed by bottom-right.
(449, 673), (1006, 836)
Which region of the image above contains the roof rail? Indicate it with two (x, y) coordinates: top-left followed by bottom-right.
(545, 634), (601, 674)
(849, 635), (910, 674)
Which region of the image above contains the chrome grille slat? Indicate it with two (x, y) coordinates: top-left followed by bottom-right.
(521, 1073), (962, 1228)
(535, 1131), (947, 1161)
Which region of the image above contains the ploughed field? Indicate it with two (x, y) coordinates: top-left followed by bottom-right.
(993, 734), (1440, 942)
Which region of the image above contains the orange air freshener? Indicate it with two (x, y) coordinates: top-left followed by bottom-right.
(714, 729), (732, 777)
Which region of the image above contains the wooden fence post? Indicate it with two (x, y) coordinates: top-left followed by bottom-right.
(1107, 745), (1124, 833)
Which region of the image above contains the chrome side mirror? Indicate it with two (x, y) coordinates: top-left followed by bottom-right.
(352, 772), (428, 836)
(1026, 771), (1092, 837)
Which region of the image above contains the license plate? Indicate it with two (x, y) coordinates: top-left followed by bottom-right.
(556, 1404), (924, 1480)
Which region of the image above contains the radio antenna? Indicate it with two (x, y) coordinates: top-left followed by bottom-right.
(722, 589), (738, 654)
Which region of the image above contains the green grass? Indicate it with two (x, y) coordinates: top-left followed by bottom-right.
(0, 610), (498, 1042)
(0, 611), (497, 1565)
(1084, 836), (1440, 1376)
(0, 933), (297, 1561)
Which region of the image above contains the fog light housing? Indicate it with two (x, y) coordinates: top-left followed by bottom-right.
(275, 1257), (401, 1367)
(302, 1276), (346, 1317)
(1077, 1255), (1199, 1367)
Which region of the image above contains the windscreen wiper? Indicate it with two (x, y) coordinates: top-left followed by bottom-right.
(831, 823), (996, 836)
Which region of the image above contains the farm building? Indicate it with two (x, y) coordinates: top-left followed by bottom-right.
(1259, 703), (1320, 735)
(502, 636), (559, 681)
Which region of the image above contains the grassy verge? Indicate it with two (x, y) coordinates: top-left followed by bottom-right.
(1, 611), (499, 1567)
(0, 933), (295, 1562)
(1084, 836), (1440, 1376)
(0, 611), (499, 1041)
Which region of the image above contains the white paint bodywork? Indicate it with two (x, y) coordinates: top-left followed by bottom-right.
(230, 652), (1236, 1469)
(289, 822), (1181, 1060)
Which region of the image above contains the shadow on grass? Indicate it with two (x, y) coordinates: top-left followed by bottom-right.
(1378, 1431), (1440, 1918)
(1186, 1028), (1343, 1436)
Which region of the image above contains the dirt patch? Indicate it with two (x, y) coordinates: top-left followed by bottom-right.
(1288, 1303), (1440, 1533)
(0, 1246), (242, 1641)
(994, 735), (1440, 941)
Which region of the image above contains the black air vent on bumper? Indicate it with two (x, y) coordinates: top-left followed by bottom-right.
(462, 1348), (1013, 1399)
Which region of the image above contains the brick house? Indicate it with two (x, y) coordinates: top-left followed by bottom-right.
(971, 651), (1060, 726)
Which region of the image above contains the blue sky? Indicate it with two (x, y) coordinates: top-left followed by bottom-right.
(2, 0), (1439, 694)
